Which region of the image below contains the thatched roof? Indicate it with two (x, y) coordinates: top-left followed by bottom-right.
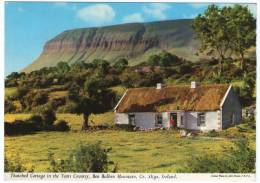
(115, 84), (230, 113)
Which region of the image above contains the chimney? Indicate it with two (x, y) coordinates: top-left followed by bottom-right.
(191, 81), (199, 89)
(156, 83), (163, 89)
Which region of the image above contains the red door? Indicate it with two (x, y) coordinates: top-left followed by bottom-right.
(170, 113), (177, 128)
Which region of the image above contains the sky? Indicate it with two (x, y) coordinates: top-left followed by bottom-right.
(4, 2), (257, 76)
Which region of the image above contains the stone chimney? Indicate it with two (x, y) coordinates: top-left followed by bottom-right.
(156, 83), (163, 89)
(191, 81), (199, 89)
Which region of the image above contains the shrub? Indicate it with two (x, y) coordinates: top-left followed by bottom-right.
(4, 100), (16, 113)
(54, 120), (70, 131)
(31, 91), (48, 107)
(38, 107), (56, 127)
(4, 120), (39, 136)
(206, 130), (219, 137)
(114, 58), (128, 70)
(178, 138), (255, 173)
(28, 114), (43, 128)
(48, 142), (115, 172)
(178, 64), (193, 74)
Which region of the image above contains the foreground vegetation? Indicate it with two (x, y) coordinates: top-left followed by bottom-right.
(5, 113), (255, 172)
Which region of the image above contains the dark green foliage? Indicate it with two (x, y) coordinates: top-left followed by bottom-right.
(233, 74), (255, 106)
(148, 51), (181, 67)
(193, 4), (256, 74)
(57, 101), (77, 113)
(93, 59), (110, 76)
(5, 72), (25, 87)
(5, 120), (39, 135)
(54, 120), (70, 131)
(206, 130), (219, 137)
(178, 138), (255, 173)
(4, 100), (16, 113)
(148, 55), (160, 67)
(178, 64), (193, 74)
(114, 58), (128, 70)
(14, 86), (29, 100)
(48, 142), (115, 172)
(32, 91), (48, 107)
(39, 107), (56, 126)
(57, 61), (70, 73)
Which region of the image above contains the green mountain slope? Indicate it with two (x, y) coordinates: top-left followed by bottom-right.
(23, 19), (200, 72)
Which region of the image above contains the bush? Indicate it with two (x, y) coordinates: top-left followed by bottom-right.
(178, 138), (255, 173)
(4, 120), (39, 135)
(178, 64), (193, 74)
(48, 142), (115, 172)
(54, 120), (70, 131)
(206, 130), (219, 137)
(38, 107), (56, 127)
(4, 100), (16, 113)
(31, 91), (48, 106)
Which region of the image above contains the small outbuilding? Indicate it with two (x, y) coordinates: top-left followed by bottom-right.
(114, 82), (242, 131)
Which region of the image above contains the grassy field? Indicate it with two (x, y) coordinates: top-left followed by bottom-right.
(4, 113), (255, 173)
(5, 87), (17, 99)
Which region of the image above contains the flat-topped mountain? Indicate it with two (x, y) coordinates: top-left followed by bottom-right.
(23, 19), (200, 72)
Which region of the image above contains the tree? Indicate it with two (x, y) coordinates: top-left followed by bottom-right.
(69, 77), (106, 130)
(158, 51), (173, 67)
(56, 61), (70, 73)
(148, 55), (160, 67)
(93, 59), (110, 76)
(114, 58), (128, 70)
(193, 5), (256, 75)
(192, 5), (230, 76)
(224, 5), (256, 70)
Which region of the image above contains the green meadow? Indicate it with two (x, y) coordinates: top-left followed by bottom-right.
(4, 113), (255, 172)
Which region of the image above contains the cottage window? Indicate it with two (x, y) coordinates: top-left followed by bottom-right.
(128, 114), (135, 125)
(197, 113), (205, 127)
(156, 114), (163, 126)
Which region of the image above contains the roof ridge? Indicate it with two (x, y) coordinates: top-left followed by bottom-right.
(128, 83), (229, 90)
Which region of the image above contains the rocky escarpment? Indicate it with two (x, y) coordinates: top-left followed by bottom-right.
(23, 19), (199, 72)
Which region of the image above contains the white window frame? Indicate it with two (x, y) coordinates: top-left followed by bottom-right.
(197, 112), (206, 127)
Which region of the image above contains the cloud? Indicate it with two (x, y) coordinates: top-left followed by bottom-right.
(143, 3), (171, 20)
(122, 13), (144, 23)
(77, 4), (115, 26)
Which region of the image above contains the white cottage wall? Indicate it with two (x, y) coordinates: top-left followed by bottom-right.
(115, 113), (129, 124)
(135, 113), (156, 128)
(184, 111), (219, 131)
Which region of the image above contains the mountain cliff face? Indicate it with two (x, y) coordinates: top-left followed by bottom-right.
(23, 19), (200, 72)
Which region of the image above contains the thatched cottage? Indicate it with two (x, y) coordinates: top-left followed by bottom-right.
(114, 82), (242, 131)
